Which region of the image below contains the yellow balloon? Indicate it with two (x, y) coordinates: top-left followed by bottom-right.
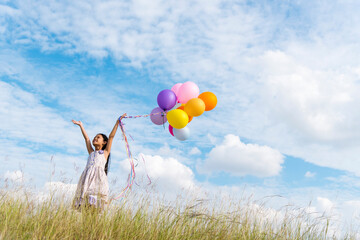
(166, 109), (189, 129)
(184, 98), (205, 117)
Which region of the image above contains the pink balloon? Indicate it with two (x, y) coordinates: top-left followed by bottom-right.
(177, 81), (200, 104)
(169, 124), (174, 136)
(171, 83), (183, 97)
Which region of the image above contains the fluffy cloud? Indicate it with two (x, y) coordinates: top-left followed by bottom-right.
(249, 49), (360, 173)
(258, 50), (359, 143)
(3, 170), (23, 182)
(1, 0), (268, 72)
(316, 197), (334, 213)
(199, 134), (284, 177)
(118, 153), (196, 193)
(343, 200), (360, 223)
(41, 181), (77, 202)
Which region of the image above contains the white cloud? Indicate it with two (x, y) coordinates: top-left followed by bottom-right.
(247, 48), (360, 173)
(325, 174), (360, 190)
(343, 201), (360, 223)
(2, 0), (268, 72)
(3, 181), (78, 203)
(199, 134), (284, 177)
(206, 133), (218, 146)
(316, 197), (334, 214)
(305, 171), (316, 178)
(0, 80), (81, 151)
(0, 151), (81, 187)
(0, 4), (20, 16)
(118, 153), (196, 193)
(4, 170), (23, 182)
(41, 181), (77, 202)
(189, 147), (201, 155)
(258, 50), (357, 143)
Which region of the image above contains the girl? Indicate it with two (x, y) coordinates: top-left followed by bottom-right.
(72, 114), (126, 209)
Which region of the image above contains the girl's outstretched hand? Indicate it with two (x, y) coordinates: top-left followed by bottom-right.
(72, 120), (82, 126)
(120, 113), (127, 120)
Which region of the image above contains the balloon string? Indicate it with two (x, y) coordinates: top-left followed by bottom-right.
(112, 117), (135, 201)
(123, 110), (166, 119)
(112, 115), (153, 201)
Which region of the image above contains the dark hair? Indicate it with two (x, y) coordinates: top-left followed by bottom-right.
(99, 133), (111, 175)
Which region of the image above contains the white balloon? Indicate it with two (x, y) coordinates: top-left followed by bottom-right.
(173, 126), (190, 141)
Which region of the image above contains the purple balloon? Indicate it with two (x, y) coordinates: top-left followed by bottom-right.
(157, 89), (177, 110)
(150, 107), (167, 125)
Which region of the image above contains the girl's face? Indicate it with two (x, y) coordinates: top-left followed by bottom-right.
(93, 134), (106, 148)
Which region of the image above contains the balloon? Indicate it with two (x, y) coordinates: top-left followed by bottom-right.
(166, 109), (189, 129)
(177, 81), (200, 104)
(198, 92), (217, 111)
(169, 124), (174, 136)
(177, 105), (193, 122)
(150, 107), (167, 125)
(171, 83), (182, 99)
(157, 89), (177, 110)
(184, 98), (205, 117)
(173, 126), (190, 141)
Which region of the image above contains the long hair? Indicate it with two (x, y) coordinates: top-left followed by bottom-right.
(99, 133), (110, 175)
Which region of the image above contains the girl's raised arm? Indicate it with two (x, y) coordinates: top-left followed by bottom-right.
(72, 120), (94, 154)
(104, 113), (126, 159)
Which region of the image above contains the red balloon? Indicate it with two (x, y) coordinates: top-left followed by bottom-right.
(169, 124), (174, 136)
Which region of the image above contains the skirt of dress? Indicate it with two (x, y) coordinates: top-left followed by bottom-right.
(73, 165), (109, 209)
(73, 194), (108, 209)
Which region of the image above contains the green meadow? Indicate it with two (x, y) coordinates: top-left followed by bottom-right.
(0, 186), (356, 240)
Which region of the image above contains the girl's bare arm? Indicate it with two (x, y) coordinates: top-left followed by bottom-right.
(104, 114), (126, 159)
(72, 120), (94, 154)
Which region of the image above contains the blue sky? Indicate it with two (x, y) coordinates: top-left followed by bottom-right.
(2, 0), (360, 230)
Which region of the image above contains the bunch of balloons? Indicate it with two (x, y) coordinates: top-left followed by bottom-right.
(150, 81), (217, 141)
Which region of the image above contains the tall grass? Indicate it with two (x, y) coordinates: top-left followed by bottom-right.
(0, 187), (356, 240)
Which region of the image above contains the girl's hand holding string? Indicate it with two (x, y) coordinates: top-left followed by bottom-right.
(120, 113), (127, 120)
(118, 113), (127, 126)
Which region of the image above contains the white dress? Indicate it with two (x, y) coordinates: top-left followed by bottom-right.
(74, 150), (109, 207)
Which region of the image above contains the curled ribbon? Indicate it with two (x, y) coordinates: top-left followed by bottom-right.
(112, 113), (156, 201)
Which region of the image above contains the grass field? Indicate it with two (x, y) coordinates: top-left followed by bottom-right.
(0, 186), (356, 240)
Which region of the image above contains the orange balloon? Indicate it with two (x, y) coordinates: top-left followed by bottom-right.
(184, 98), (205, 117)
(198, 92), (217, 111)
(177, 104), (185, 110)
(177, 105), (193, 122)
